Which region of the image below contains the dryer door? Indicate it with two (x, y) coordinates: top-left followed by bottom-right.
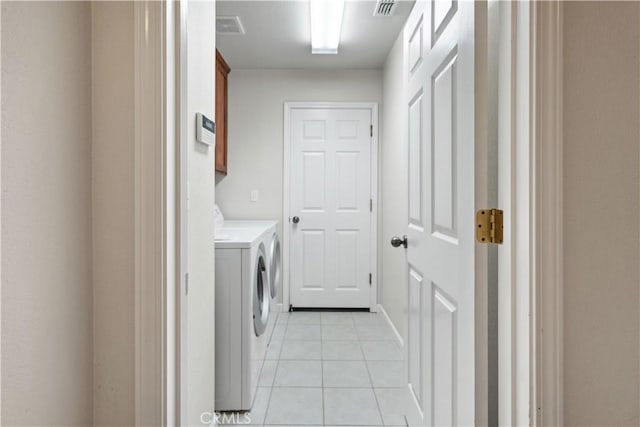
(269, 233), (281, 299)
(253, 249), (270, 336)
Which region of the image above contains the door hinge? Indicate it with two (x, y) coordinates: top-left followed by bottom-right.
(185, 273), (189, 295)
(475, 209), (504, 244)
(369, 273), (372, 285)
(370, 198), (373, 212)
(370, 124), (373, 137)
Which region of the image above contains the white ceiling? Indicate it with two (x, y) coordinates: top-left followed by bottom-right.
(216, 0), (414, 69)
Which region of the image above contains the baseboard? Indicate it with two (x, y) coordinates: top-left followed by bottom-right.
(377, 304), (404, 347)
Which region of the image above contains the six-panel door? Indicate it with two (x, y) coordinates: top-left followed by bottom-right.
(289, 107), (373, 308)
(404, 0), (486, 425)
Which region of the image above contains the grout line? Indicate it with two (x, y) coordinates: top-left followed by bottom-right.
(262, 315), (287, 425)
(354, 311), (388, 426)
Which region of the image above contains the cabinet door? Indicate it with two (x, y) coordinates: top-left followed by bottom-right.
(215, 50), (230, 175)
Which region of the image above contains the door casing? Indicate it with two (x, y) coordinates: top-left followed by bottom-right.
(495, 1), (564, 425)
(129, 2), (564, 424)
(283, 102), (379, 312)
(531, 1), (564, 425)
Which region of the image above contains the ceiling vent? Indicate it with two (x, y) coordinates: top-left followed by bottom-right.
(216, 16), (245, 35)
(373, 0), (397, 16)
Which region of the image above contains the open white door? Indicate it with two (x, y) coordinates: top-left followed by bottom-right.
(402, 0), (488, 425)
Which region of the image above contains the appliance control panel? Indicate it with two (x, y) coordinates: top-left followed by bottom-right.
(196, 113), (215, 146)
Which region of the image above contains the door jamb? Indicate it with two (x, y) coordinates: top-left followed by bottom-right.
(283, 101), (379, 311)
(531, 1), (563, 425)
(175, 0), (189, 425)
(134, 1), (166, 424)
(497, 1), (533, 425)
(498, 1), (563, 425)
(0, 3), (3, 422)
(133, 1), (184, 425)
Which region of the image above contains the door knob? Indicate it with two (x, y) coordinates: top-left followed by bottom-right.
(292, 216), (300, 224)
(390, 235), (408, 248)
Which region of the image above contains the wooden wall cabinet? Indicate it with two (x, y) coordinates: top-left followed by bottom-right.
(215, 50), (230, 175)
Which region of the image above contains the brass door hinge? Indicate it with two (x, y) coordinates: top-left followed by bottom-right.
(476, 209), (504, 244)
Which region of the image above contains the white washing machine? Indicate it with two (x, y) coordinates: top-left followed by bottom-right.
(215, 205), (281, 339)
(266, 229), (282, 324)
(222, 222), (280, 330)
(214, 226), (272, 411)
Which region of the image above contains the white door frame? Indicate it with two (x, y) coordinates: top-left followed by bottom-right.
(133, 0), (186, 425)
(283, 102), (379, 312)
(132, 0), (564, 424)
(174, 0), (189, 424)
(498, 1), (563, 425)
(531, 1), (563, 425)
(133, 1), (168, 424)
(497, 1), (532, 425)
(0, 3), (3, 422)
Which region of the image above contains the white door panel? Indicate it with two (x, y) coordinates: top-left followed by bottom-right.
(290, 108), (373, 308)
(404, 0), (487, 425)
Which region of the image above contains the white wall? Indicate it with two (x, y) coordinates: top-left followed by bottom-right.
(379, 35), (408, 337)
(216, 69), (382, 230)
(563, 2), (640, 424)
(187, 2), (217, 425)
(91, 2), (135, 425)
(1, 2), (93, 425)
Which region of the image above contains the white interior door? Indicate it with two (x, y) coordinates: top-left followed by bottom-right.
(403, 0), (488, 425)
(288, 106), (374, 309)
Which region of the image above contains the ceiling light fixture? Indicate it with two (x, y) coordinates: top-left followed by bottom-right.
(310, 0), (345, 54)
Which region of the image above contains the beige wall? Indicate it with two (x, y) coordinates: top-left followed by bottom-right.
(563, 2), (640, 425)
(1, 2), (93, 425)
(1, 2), (217, 425)
(380, 34), (408, 337)
(91, 2), (135, 425)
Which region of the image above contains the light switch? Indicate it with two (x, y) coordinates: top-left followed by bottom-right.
(250, 190), (259, 202)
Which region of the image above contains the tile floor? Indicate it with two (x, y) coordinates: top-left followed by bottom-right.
(219, 310), (416, 426)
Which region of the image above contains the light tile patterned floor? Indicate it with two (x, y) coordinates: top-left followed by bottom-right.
(219, 310), (414, 426)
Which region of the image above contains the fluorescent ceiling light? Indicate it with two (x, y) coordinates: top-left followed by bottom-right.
(310, 0), (345, 54)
